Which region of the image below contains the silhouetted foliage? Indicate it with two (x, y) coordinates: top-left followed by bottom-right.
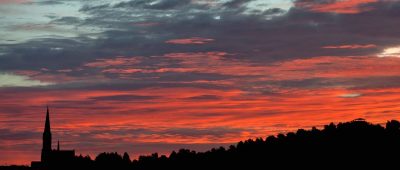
(5, 119), (400, 170)
(0, 166), (30, 170)
(94, 152), (131, 170)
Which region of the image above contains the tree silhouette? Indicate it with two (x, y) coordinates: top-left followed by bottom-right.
(19, 119), (400, 170)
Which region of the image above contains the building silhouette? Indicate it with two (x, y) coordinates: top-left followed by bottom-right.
(31, 107), (75, 169)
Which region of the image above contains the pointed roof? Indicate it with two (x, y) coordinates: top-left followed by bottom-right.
(44, 106), (51, 133)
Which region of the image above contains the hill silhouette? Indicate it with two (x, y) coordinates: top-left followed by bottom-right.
(3, 119), (400, 169)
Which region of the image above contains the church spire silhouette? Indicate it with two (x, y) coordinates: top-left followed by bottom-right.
(32, 106), (76, 169)
(45, 106), (51, 134)
(41, 106), (52, 163)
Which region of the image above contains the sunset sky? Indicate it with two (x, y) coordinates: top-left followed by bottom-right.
(2, 0), (400, 165)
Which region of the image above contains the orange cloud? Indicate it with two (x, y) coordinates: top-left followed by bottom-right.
(322, 44), (377, 49)
(91, 52), (400, 81)
(296, 0), (378, 14)
(85, 57), (141, 68)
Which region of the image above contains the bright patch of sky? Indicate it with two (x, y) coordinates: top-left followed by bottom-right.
(0, 73), (53, 87)
(0, 0), (99, 44)
(378, 46), (400, 58)
(247, 0), (293, 11)
(242, 0), (294, 19)
(338, 93), (362, 98)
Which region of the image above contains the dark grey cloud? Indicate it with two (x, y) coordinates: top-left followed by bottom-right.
(114, 0), (193, 10)
(34, 0), (65, 5)
(0, 129), (40, 141)
(79, 4), (110, 12)
(51, 16), (82, 25)
(266, 76), (400, 90)
(1, 0), (400, 92)
(0, 37), (96, 70)
(262, 8), (286, 15)
(223, 0), (253, 8)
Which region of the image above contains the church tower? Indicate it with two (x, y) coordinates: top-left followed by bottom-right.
(32, 106), (75, 169)
(41, 106), (52, 163)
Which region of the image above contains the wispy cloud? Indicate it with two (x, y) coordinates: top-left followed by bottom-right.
(323, 44), (377, 49)
(84, 57), (141, 68)
(166, 37), (215, 45)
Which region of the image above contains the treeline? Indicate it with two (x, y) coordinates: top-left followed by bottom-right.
(55, 119), (400, 169)
(6, 119), (400, 169)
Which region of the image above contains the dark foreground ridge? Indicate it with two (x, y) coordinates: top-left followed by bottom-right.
(3, 118), (400, 169)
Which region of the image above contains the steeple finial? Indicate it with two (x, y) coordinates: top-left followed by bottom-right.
(57, 140), (60, 151)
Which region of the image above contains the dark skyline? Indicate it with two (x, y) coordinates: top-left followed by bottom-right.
(6, 116), (400, 169)
(2, 0), (400, 165)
